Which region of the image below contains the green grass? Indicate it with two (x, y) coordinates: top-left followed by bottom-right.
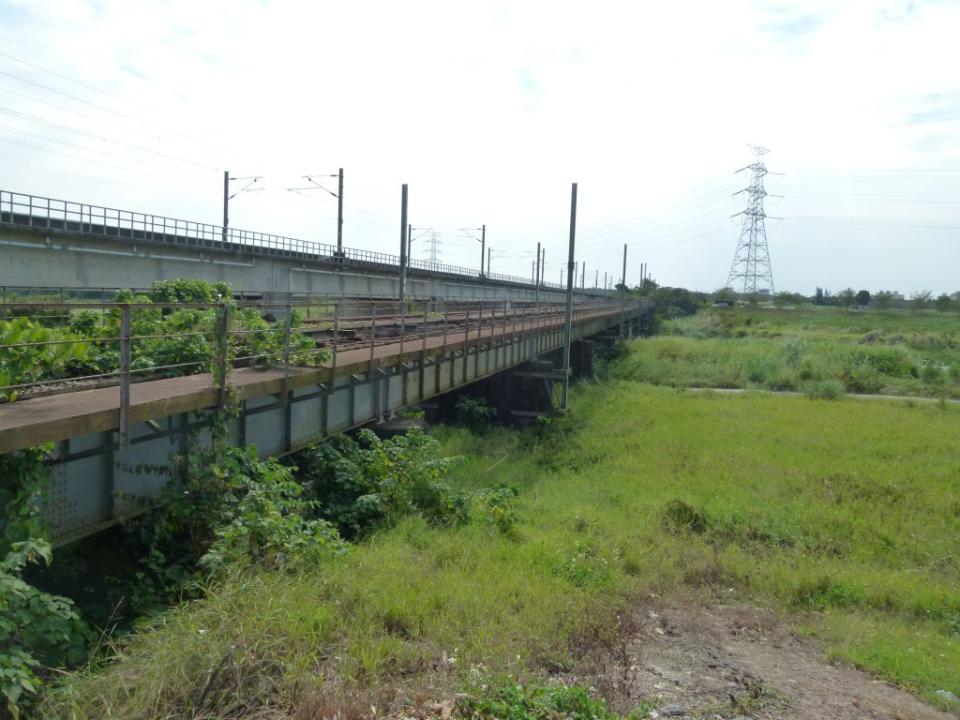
(624, 306), (960, 397)
(39, 377), (960, 717)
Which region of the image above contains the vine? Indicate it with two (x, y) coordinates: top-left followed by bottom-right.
(0, 448), (90, 719)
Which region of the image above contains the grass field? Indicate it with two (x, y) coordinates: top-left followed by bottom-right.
(619, 306), (960, 398)
(40, 374), (960, 718)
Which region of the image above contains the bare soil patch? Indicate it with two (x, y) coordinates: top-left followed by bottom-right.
(575, 601), (954, 720)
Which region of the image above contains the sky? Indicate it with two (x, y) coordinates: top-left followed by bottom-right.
(1, 0), (959, 295)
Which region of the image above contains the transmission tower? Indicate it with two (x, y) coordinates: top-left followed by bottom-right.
(421, 231), (443, 263)
(726, 145), (777, 294)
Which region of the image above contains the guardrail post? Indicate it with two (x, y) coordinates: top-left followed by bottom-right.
(369, 304), (379, 418)
(281, 304), (293, 450)
(369, 304), (377, 373)
(215, 302), (230, 409)
(399, 297), (406, 357)
(118, 304), (132, 448)
(462, 306), (469, 384)
(331, 302), (339, 384)
(419, 300), (427, 400)
(281, 304), (292, 398)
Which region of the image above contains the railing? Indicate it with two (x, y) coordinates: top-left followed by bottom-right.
(0, 297), (638, 446)
(0, 190), (577, 291)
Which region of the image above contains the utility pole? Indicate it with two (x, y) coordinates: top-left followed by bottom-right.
(487, 247), (492, 275)
(399, 184), (408, 305)
(223, 171), (263, 242)
(408, 223), (412, 258)
(459, 225), (486, 277)
(727, 145), (778, 295)
(336, 168), (344, 255)
(581, 262), (586, 290)
(619, 243), (628, 340)
(561, 183), (577, 411)
(594, 269), (599, 289)
(621, 244), (628, 290)
(286, 171), (341, 251)
(481, 224), (486, 277)
(604, 271), (608, 292)
(535, 242), (541, 303)
(222, 170), (229, 243)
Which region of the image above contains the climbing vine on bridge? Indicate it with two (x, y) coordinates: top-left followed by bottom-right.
(0, 448), (90, 718)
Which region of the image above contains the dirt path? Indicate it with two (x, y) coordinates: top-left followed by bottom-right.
(685, 386), (960, 405)
(576, 602), (955, 720)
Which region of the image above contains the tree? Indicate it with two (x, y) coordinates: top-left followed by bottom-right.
(935, 293), (953, 312)
(910, 290), (933, 311)
(652, 286), (708, 317)
(837, 288), (857, 309)
(635, 278), (659, 296)
(713, 287), (737, 303)
(873, 290), (894, 310)
(855, 290), (871, 307)
(813, 287), (824, 306)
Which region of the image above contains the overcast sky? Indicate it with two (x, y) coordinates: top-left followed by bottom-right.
(1, 0), (959, 294)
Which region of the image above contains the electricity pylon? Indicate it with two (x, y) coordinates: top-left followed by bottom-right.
(727, 145), (777, 294)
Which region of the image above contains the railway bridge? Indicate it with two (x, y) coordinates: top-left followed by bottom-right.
(0, 297), (651, 546)
(0, 188), (651, 547)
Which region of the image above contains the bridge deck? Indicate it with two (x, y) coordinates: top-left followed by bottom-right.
(0, 306), (619, 454)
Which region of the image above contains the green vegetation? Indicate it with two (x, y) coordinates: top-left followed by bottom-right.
(457, 680), (629, 720)
(34, 373), (960, 717)
(615, 306), (960, 398)
(0, 278), (324, 402)
(1, 449), (89, 719)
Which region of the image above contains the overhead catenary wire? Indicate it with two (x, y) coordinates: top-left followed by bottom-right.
(0, 105), (222, 172)
(0, 133), (212, 190)
(0, 67), (234, 155)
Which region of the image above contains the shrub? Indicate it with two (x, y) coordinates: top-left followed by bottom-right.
(804, 379), (846, 400)
(292, 429), (465, 538)
(475, 483), (521, 534)
(199, 449), (343, 573)
(458, 682), (624, 720)
(0, 450), (90, 718)
(0, 318), (89, 400)
(1, 541), (91, 718)
(663, 498), (708, 534)
(455, 395), (497, 431)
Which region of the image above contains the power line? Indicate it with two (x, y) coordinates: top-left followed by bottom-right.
(0, 105), (220, 171)
(0, 133), (211, 189)
(785, 216), (960, 230)
(0, 49), (158, 112)
(0, 68), (233, 154)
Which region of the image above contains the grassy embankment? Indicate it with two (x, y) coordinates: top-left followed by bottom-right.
(41, 371), (960, 717)
(618, 306), (960, 398)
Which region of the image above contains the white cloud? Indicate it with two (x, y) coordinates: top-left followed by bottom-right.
(0, 0), (958, 293)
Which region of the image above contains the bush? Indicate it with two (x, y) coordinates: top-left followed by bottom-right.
(199, 449), (343, 573)
(458, 681), (623, 720)
(146, 278), (230, 305)
(804, 379), (846, 400)
(292, 429), (466, 539)
(0, 318), (89, 400)
(0, 450), (90, 718)
(663, 498), (708, 534)
(455, 395), (497, 431)
(475, 483), (521, 534)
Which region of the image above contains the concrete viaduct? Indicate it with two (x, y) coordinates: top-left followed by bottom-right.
(0, 189), (600, 304)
